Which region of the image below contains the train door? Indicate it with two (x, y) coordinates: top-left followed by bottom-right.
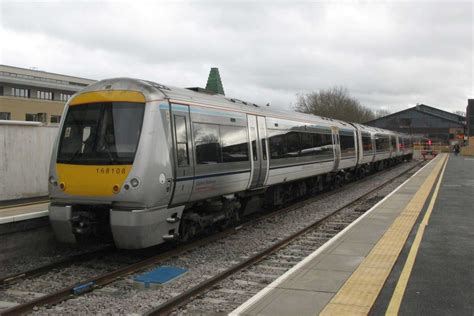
(332, 127), (341, 171)
(247, 115), (268, 189)
(170, 104), (194, 205)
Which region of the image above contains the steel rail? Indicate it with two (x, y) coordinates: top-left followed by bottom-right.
(0, 245), (115, 287)
(145, 162), (422, 315)
(0, 161), (421, 316)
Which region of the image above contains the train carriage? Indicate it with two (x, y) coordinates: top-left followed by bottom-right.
(48, 78), (412, 249)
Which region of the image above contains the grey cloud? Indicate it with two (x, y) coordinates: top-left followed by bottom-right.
(1, 1), (472, 112)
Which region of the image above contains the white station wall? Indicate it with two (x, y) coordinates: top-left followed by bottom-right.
(0, 122), (59, 201)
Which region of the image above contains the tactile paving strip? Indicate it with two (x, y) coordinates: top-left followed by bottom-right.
(320, 154), (447, 315)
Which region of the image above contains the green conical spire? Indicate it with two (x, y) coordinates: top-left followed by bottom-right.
(205, 67), (225, 95)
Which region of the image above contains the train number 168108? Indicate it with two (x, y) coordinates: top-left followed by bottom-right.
(96, 167), (127, 175)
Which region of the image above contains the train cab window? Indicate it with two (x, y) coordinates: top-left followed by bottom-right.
(194, 123), (221, 164)
(57, 102), (145, 165)
(362, 133), (373, 152)
(220, 125), (249, 162)
(339, 132), (356, 158)
(174, 116), (189, 167)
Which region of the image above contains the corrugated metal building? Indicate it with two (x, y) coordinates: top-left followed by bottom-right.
(365, 104), (465, 144)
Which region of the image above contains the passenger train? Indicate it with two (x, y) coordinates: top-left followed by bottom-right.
(48, 78), (413, 249)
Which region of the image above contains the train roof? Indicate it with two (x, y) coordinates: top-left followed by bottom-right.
(79, 77), (403, 136)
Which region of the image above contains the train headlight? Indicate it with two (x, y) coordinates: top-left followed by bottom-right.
(49, 176), (58, 186)
(112, 184), (120, 194)
(130, 178), (140, 188)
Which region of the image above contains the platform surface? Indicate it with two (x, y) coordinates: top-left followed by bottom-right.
(0, 202), (49, 224)
(232, 154), (473, 315)
(373, 154), (474, 315)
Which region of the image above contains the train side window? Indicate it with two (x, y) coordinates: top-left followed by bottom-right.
(391, 136), (397, 150)
(362, 133), (373, 152)
(339, 133), (356, 157)
(250, 127), (258, 161)
(194, 123), (221, 164)
(174, 116), (189, 166)
(375, 134), (390, 152)
(268, 130), (286, 159)
(285, 132), (300, 157)
(220, 125), (249, 162)
(300, 133), (313, 156)
(312, 133), (333, 157)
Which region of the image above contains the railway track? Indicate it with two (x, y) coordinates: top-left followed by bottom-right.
(0, 161), (421, 315)
(0, 246), (115, 287)
(145, 162), (422, 315)
(0, 160), (410, 287)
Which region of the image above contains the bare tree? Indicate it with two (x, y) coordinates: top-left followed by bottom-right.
(294, 86), (376, 123)
(453, 110), (466, 117)
(373, 109), (391, 119)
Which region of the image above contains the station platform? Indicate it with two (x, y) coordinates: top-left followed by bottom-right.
(0, 200), (49, 225)
(231, 154), (474, 315)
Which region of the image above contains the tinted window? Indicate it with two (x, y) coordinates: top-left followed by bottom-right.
(300, 133), (313, 156)
(340, 133), (356, 157)
(391, 136), (397, 149)
(194, 123), (221, 164)
(221, 125), (249, 162)
(262, 139), (267, 160)
(174, 116), (189, 167)
(268, 130), (333, 160)
(250, 127), (258, 161)
(286, 132), (300, 157)
(362, 133), (373, 152)
(269, 130), (286, 159)
(57, 102), (144, 165)
(375, 134), (390, 152)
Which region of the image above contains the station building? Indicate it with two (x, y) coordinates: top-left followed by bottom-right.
(0, 65), (96, 124)
(365, 103), (466, 144)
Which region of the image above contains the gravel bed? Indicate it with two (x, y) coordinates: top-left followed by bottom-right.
(26, 160), (420, 315)
(179, 184), (397, 314)
(0, 251), (143, 306)
(0, 242), (109, 279)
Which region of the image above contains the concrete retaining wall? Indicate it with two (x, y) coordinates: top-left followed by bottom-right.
(0, 121), (59, 201)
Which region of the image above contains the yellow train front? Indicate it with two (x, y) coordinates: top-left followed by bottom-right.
(48, 78), (183, 249)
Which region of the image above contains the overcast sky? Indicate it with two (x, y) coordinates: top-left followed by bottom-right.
(1, 0), (473, 113)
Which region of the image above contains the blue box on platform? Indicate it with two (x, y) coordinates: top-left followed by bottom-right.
(134, 266), (188, 289)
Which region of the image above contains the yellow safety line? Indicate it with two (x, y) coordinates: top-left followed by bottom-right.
(319, 154), (447, 316)
(385, 155), (449, 315)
